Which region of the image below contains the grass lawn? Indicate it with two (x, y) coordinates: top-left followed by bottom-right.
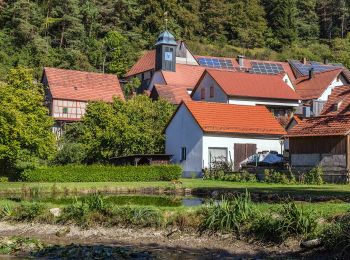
(0, 179), (349, 198)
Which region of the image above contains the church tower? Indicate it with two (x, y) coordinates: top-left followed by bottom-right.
(155, 30), (177, 72)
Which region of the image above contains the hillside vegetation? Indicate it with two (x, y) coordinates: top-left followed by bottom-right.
(1, 0), (350, 80)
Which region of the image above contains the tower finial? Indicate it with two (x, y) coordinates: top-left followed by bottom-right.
(164, 11), (168, 30)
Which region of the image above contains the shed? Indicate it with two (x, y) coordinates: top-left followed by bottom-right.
(165, 101), (286, 177)
(287, 115), (350, 183)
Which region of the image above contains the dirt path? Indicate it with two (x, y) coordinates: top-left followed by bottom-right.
(0, 222), (326, 259)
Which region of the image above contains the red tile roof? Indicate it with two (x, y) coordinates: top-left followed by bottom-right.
(44, 67), (124, 102)
(182, 101), (286, 136)
(162, 64), (206, 88)
(294, 69), (343, 100)
(321, 85), (350, 116)
(152, 84), (191, 104)
(197, 69), (300, 101)
(125, 50), (155, 77)
(287, 115), (350, 137)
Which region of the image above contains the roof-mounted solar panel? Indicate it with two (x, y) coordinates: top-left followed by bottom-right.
(197, 57), (235, 70)
(290, 60), (343, 76)
(250, 62), (285, 75)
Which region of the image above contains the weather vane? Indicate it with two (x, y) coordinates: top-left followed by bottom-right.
(164, 11), (168, 30)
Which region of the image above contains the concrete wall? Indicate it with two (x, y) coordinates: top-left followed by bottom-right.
(165, 104), (203, 177)
(202, 134), (282, 169)
(291, 153), (348, 183)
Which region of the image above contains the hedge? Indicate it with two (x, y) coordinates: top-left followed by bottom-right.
(20, 164), (182, 182)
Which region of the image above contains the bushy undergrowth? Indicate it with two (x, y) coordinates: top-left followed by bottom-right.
(204, 169), (257, 183)
(0, 192), (324, 245)
(304, 167), (324, 185)
(251, 201), (318, 242)
(21, 164), (182, 182)
(264, 169), (295, 184)
(200, 191), (254, 237)
(321, 213), (350, 258)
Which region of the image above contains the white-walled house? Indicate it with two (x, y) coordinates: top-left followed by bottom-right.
(165, 101), (286, 176)
(191, 69), (301, 118)
(294, 69), (350, 116)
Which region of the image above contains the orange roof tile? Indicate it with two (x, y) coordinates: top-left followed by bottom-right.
(198, 69), (300, 101)
(152, 84), (191, 105)
(44, 67), (124, 102)
(162, 64), (206, 88)
(321, 85), (350, 116)
(183, 101), (286, 136)
(125, 50), (155, 77)
(294, 69), (343, 100)
(287, 115), (350, 137)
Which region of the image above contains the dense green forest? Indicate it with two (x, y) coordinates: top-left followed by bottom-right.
(1, 0), (350, 80)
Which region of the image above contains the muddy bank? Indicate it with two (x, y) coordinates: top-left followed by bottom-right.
(0, 222), (329, 259)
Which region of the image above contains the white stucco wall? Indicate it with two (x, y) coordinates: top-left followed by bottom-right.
(283, 74), (295, 90)
(228, 98), (300, 107)
(202, 134), (282, 169)
(318, 74), (347, 101)
(148, 71), (166, 91)
(176, 49), (199, 65)
(191, 73), (228, 102)
(165, 105), (203, 175)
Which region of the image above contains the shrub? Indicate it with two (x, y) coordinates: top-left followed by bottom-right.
(321, 213), (350, 258)
(220, 171), (257, 182)
(0, 177), (8, 182)
(12, 203), (45, 221)
(52, 142), (87, 165)
(200, 191), (254, 237)
(60, 199), (90, 225)
(251, 201), (318, 242)
(264, 169), (293, 184)
(21, 164), (182, 182)
(305, 167), (323, 185)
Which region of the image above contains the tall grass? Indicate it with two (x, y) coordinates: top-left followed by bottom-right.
(322, 213), (350, 258)
(251, 201), (318, 242)
(200, 191), (254, 237)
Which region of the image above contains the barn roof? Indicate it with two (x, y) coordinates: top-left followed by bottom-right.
(179, 101), (286, 136)
(287, 115), (350, 137)
(44, 67), (124, 102)
(193, 69), (300, 101)
(321, 85), (350, 116)
(294, 69), (343, 100)
(125, 50), (156, 77)
(151, 84), (191, 105)
(161, 64), (205, 88)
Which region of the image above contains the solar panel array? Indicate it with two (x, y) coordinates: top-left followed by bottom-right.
(250, 62), (284, 75)
(290, 60), (343, 76)
(197, 57), (234, 70)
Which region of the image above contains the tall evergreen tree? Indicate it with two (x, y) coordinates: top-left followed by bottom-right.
(296, 0), (319, 41)
(228, 0), (267, 48)
(264, 0), (298, 48)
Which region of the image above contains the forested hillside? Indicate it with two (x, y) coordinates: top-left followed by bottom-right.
(1, 0), (350, 79)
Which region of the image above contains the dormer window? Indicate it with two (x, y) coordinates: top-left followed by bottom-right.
(201, 88), (205, 100)
(332, 101), (342, 111)
(210, 86), (214, 98)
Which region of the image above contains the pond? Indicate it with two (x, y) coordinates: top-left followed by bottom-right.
(0, 193), (207, 208)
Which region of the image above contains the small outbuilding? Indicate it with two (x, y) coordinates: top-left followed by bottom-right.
(287, 115), (350, 183)
(165, 101), (286, 177)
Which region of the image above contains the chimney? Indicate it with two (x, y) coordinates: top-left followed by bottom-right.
(302, 57), (307, 65)
(238, 55), (245, 67)
(303, 106), (311, 118)
(308, 68), (314, 79)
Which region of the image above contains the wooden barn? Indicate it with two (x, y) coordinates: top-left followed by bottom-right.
(287, 115), (350, 183)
